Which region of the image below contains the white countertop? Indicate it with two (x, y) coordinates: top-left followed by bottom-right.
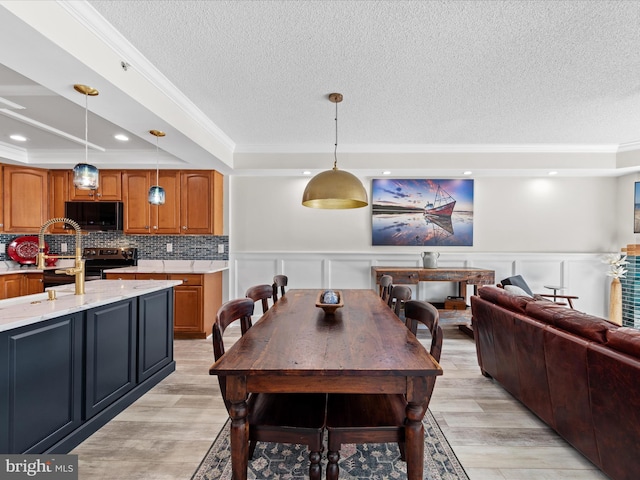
(104, 260), (229, 275)
(0, 279), (182, 333)
(0, 259), (76, 275)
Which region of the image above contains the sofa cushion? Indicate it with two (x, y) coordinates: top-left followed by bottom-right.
(605, 327), (640, 359)
(477, 285), (532, 314)
(527, 301), (614, 344)
(503, 284), (533, 297)
(501, 275), (534, 296)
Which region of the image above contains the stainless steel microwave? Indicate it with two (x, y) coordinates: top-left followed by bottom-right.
(64, 201), (124, 231)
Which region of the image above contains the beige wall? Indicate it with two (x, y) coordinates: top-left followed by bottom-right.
(230, 175), (620, 253)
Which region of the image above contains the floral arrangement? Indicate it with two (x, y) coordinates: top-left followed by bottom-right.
(602, 253), (628, 279)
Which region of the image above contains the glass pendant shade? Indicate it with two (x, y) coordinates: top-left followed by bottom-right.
(72, 84), (99, 190)
(73, 163), (99, 190)
(148, 185), (166, 205)
(302, 93), (368, 209)
(148, 129), (166, 205)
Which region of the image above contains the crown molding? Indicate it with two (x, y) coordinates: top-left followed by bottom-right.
(58, 1), (236, 153)
(235, 143), (621, 154)
(0, 141), (27, 163)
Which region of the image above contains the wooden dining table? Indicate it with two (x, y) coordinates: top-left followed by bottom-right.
(209, 289), (443, 480)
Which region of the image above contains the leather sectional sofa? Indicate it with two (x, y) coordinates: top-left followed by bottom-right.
(471, 286), (640, 480)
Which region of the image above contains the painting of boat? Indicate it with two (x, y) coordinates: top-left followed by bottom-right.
(424, 185), (456, 216)
(371, 178), (474, 246)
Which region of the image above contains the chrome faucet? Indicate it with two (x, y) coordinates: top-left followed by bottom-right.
(36, 217), (86, 295)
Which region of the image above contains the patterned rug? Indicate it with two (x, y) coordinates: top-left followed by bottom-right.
(192, 410), (469, 480)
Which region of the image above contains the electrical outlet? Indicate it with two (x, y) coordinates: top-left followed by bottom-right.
(61, 243), (68, 253)
(166, 243), (173, 253)
(217, 244), (225, 253)
(0, 243), (5, 253)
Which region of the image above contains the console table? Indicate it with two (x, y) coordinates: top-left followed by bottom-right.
(372, 267), (495, 298)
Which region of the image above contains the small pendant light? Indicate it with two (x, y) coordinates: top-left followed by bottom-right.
(72, 84), (100, 190)
(302, 93), (368, 209)
(148, 129), (166, 205)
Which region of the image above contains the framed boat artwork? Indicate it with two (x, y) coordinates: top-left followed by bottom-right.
(371, 178), (474, 246)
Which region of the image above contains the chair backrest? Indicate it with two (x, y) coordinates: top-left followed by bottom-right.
(404, 300), (442, 362)
(272, 275), (288, 302)
(387, 285), (412, 316)
(246, 284), (274, 314)
(212, 298), (255, 410)
(378, 275), (393, 303)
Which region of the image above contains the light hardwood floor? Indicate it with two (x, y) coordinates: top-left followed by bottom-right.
(71, 325), (608, 480)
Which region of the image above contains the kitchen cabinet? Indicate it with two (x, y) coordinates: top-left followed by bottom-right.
(2, 165), (48, 233)
(180, 170), (223, 234)
(122, 170), (180, 234)
(48, 170), (70, 233)
(84, 299), (136, 419)
(123, 169), (222, 235)
(0, 313), (84, 453)
(0, 272), (44, 300)
(69, 169), (122, 201)
(104, 271), (222, 339)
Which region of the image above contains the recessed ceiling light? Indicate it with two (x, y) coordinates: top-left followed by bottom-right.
(114, 133), (129, 141)
(548, 171), (558, 175)
(9, 134), (27, 142)
(382, 171), (391, 175)
(463, 171), (472, 175)
(303, 171), (311, 175)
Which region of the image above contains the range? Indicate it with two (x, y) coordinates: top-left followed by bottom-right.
(43, 247), (138, 288)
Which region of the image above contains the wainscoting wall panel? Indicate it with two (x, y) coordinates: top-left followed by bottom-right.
(231, 252), (610, 318)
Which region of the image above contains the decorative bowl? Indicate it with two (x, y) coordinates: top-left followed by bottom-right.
(316, 290), (344, 314)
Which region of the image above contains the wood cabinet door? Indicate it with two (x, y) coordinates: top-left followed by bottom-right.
(95, 170), (122, 200)
(48, 170), (70, 233)
(2, 166), (48, 233)
(122, 171), (152, 234)
(173, 285), (203, 333)
(69, 170), (122, 201)
(154, 170), (181, 234)
(24, 273), (44, 295)
(180, 171), (215, 234)
(2, 274), (24, 299)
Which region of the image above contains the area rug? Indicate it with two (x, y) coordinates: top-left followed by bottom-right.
(192, 410), (469, 480)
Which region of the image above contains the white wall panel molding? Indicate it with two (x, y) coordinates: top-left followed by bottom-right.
(230, 251), (609, 317)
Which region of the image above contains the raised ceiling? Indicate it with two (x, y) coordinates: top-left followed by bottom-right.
(1, 0), (640, 177)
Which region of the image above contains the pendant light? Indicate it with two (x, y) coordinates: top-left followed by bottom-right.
(148, 129), (166, 205)
(302, 93), (368, 209)
(72, 84), (100, 190)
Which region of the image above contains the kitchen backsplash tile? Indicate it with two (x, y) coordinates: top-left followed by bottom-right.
(0, 232), (229, 261)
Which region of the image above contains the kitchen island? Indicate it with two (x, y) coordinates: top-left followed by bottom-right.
(0, 279), (180, 454)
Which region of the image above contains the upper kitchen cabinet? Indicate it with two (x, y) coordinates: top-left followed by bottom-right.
(180, 170), (223, 235)
(69, 170), (122, 201)
(123, 170), (222, 235)
(123, 170), (181, 235)
(48, 170), (70, 234)
(2, 165), (48, 233)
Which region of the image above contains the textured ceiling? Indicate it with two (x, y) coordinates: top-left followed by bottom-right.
(88, 0), (640, 147)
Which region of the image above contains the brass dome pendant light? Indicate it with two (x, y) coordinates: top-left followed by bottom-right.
(148, 129), (166, 205)
(302, 93), (368, 209)
(72, 84), (100, 190)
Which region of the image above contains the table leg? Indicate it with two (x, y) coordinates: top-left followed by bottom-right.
(229, 399), (249, 480)
(404, 401), (425, 480)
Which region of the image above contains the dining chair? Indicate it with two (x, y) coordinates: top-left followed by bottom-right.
(378, 274), (393, 304)
(212, 298), (327, 480)
(387, 285), (412, 317)
(245, 284), (274, 314)
(272, 274), (288, 303)
(324, 299), (443, 480)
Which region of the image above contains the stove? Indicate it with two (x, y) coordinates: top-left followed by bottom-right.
(43, 247), (138, 288)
